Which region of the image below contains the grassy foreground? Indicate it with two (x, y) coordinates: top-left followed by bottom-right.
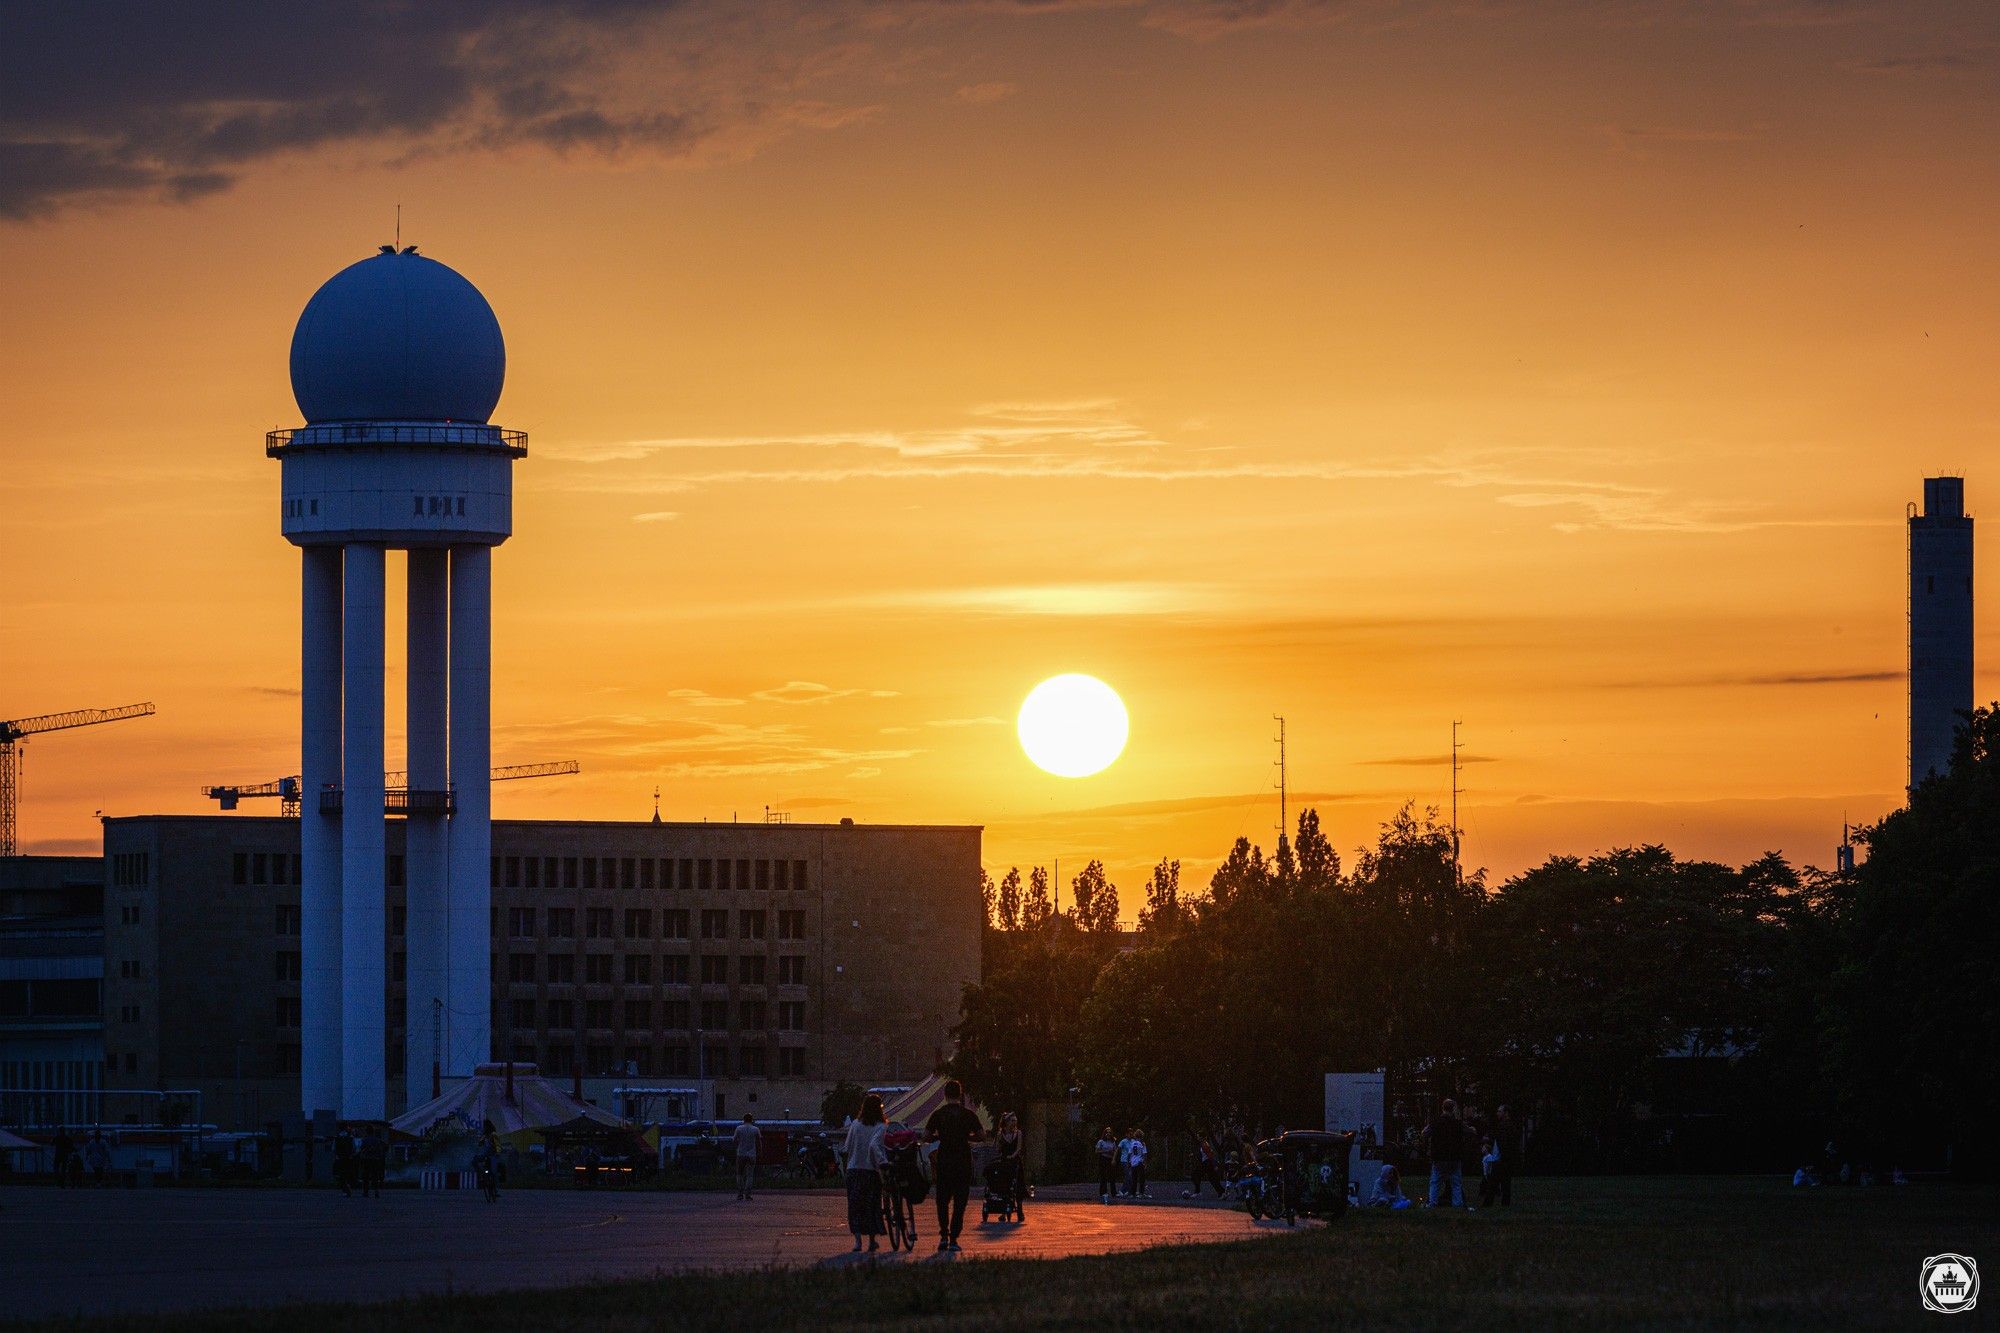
(15, 1176), (1996, 1331)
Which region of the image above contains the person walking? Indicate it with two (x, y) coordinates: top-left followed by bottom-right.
(1424, 1099), (1469, 1209)
(83, 1132), (110, 1187)
(50, 1129), (74, 1188)
(993, 1112), (1026, 1218)
(1114, 1128), (1135, 1197)
(332, 1124), (357, 1198)
(1095, 1126), (1119, 1204)
(840, 1093), (889, 1252)
(476, 1121), (502, 1203)
(1127, 1129), (1149, 1198)
(1493, 1105), (1521, 1206)
(924, 1079), (983, 1251)
(1185, 1133), (1225, 1199)
(733, 1113), (761, 1201)
(358, 1127), (387, 1198)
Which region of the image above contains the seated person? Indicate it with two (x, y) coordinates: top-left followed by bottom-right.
(1368, 1163), (1411, 1209)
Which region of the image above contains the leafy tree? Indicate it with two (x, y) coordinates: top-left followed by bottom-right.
(1205, 837), (1270, 911)
(1021, 866), (1053, 931)
(1070, 859), (1120, 932)
(820, 1080), (864, 1126)
(950, 927), (1110, 1117)
(1137, 858), (1186, 936)
(979, 869), (997, 928)
(994, 866), (1022, 932)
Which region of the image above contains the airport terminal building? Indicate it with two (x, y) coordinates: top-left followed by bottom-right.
(96, 815), (982, 1129)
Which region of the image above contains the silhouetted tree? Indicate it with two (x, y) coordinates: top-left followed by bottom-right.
(1021, 866), (1053, 931)
(1137, 858), (1185, 935)
(980, 869), (997, 928)
(1070, 859), (1120, 932)
(994, 866), (1022, 932)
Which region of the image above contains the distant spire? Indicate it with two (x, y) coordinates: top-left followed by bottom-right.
(651, 785), (661, 824)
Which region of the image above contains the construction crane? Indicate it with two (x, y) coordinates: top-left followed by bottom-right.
(1, 703), (155, 857)
(203, 760), (580, 816)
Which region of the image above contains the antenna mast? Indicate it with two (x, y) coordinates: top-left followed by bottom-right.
(1273, 715), (1287, 841)
(1450, 719), (1464, 886)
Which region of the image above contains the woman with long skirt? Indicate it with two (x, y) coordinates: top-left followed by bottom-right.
(841, 1093), (890, 1252)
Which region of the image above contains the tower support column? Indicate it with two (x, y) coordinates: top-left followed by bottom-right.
(404, 547), (451, 1106)
(340, 543), (387, 1120)
(300, 545), (343, 1119)
(446, 544), (492, 1075)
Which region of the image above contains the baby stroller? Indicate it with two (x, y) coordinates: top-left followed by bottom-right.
(982, 1154), (1026, 1222)
(879, 1129), (929, 1252)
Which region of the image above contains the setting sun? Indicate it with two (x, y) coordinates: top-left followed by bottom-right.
(1018, 674), (1129, 779)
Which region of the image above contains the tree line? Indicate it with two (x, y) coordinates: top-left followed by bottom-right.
(950, 705), (1999, 1177)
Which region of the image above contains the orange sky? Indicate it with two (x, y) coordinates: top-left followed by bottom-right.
(3, 2), (1996, 900)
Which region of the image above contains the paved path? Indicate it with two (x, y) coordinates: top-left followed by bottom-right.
(0, 1184), (1287, 1321)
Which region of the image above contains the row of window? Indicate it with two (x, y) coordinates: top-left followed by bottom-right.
(510, 1042), (807, 1079)
(111, 852), (151, 887)
(502, 997), (807, 1032)
(503, 952), (807, 986)
(508, 907), (808, 942)
(493, 855), (812, 894)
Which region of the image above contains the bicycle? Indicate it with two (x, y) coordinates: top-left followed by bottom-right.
(878, 1169), (918, 1251)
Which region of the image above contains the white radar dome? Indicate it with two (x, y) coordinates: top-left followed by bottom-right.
(289, 248), (506, 424)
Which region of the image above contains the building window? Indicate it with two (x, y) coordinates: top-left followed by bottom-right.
(663, 1045), (691, 1075)
(699, 999), (729, 1029)
(546, 1043), (574, 1074)
(585, 954), (613, 984)
(736, 860), (751, 893)
(581, 857), (598, 890)
(703, 1044), (729, 1078)
(779, 1047), (805, 1077)
(585, 1000), (613, 1030)
(390, 905), (406, 937)
(547, 908), (575, 938)
(509, 908), (535, 937)
(389, 995), (406, 1027)
(543, 857), (558, 888)
(756, 860), (771, 892)
(625, 909), (651, 939)
(662, 1000), (690, 1029)
(662, 910), (689, 940)
(777, 954), (806, 985)
(276, 951), (302, 982)
(562, 857), (579, 889)
(587, 908), (614, 939)
(277, 1045), (302, 1074)
(640, 859), (655, 892)
(699, 955), (729, 986)
(739, 1044), (767, 1077)
(233, 853), (249, 886)
(699, 909), (728, 940)
(276, 996), (302, 1028)
(773, 859), (789, 892)
(504, 857), (521, 888)
(739, 910), (766, 940)
(739, 955), (766, 985)
(720, 859), (735, 892)
(778, 910), (806, 940)
(625, 999), (651, 1028)
(508, 953), (537, 983)
(252, 852), (268, 885)
(546, 954), (575, 983)
(512, 1044), (536, 1065)
(698, 859), (713, 892)
(119, 1004), (140, 1023)
(623, 1046), (652, 1076)
(778, 1000), (805, 1030)
(620, 858), (636, 891)
(739, 1000), (767, 1030)
(276, 904), (301, 935)
(661, 954), (690, 985)
(511, 998), (536, 1029)
(547, 999), (574, 1029)
(524, 857), (541, 890)
(387, 855), (404, 889)
(678, 859), (695, 891)
(290, 854), (302, 884)
(794, 860), (809, 892)
(624, 954), (652, 985)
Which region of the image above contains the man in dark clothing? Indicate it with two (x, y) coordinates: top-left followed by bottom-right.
(924, 1079), (984, 1252)
(1424, 1099), (1468, 1208)
(1493, 1105), (1522, 1206)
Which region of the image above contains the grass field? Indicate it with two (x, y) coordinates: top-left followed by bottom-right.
(12, 1176), (1994, 1331)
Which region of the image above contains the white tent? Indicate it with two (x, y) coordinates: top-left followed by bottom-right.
(392, 1063), (627, 1143)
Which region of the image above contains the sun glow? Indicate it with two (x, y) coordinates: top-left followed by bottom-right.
(1017, 674), (1129, 778)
